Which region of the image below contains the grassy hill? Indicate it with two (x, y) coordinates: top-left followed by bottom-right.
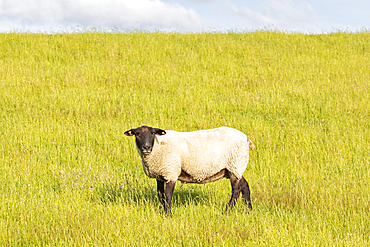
(0, 31), (369, 245)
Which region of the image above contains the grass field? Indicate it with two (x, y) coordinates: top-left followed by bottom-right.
(0, 31), (369, 246)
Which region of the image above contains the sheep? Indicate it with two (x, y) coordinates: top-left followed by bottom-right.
(124, 125), (255, 215)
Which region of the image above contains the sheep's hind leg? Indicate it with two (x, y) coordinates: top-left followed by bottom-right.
(226, 172), (241, 211)
(240, 176), (253, 211)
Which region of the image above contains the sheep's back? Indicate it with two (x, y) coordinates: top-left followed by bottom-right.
(158, 127), (251, 181)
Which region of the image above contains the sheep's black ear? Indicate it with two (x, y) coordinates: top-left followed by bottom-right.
(154, 128), (166, 135)
(124, 129), (135, 136)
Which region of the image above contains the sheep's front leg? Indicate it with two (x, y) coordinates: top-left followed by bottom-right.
(156, 179), (166, 208)
(164, 181), (176, 215)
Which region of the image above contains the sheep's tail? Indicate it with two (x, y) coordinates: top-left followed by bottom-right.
(247, 138), (255, 150)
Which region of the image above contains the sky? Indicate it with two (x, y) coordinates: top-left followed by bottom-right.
(0, 0), (369, 33)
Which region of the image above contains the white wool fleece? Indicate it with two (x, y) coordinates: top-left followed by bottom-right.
(137, 127), (253, 183)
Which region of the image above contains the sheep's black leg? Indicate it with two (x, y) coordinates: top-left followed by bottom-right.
(164, 181), (176, 215)
(227, 173), (241, 211)
(156, 179), (166, 208)
(240, 176), (253, 211)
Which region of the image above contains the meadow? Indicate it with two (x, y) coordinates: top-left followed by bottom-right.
(0, 31), (369, 246)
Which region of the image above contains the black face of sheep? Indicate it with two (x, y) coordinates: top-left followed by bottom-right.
(124, 126), (166, 155)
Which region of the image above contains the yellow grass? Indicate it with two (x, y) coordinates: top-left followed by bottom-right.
(0, 31), (369, 245)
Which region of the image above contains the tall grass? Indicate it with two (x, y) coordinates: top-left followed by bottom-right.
(0, 31), (369, 245)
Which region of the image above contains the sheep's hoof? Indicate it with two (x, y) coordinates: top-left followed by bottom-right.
(164, 211), (172, 217)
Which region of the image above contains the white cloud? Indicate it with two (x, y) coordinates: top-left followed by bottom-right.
(225, 0), (316, 31)
(0, 0), (203, 32)
(187, 0), (217, 3)
(263, 0), (315, 22)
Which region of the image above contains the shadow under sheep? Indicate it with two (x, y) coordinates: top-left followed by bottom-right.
(90, 179), (213, 208)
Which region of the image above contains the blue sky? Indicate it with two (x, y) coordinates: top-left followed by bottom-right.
(0, 0), (369, 33)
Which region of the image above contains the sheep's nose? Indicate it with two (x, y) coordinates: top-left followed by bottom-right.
(142, 144), (151, 153)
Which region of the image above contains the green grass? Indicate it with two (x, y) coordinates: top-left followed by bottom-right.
(0, 31), (369, 246)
